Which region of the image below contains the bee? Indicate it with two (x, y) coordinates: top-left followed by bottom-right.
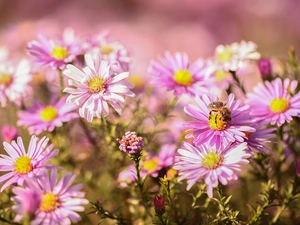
(207, 90), (232, 125)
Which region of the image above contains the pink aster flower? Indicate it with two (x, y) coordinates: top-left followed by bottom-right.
(86, 30), (130, 73)
(26, 30), (80, 70)
(214, 40), (260, 72)
(173, 142), (250, 198)
(246, 78), (300, 126)
(244, 123), (276, 154)
(63, 53), (135, 122)
(142, 144), (176, 177)
(148, 52), (213, 96)
(0, 59), (32, 107)
(11, 168), (88, 225)
(0, 136), (59, 192)
(12, 186), (41, 217)
(1, 125), (20, 143)
(17, 96), (79, 135)
(184, 93), (255, 149)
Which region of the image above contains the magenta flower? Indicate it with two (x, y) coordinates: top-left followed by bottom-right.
(0, 59), (32, 107)
(258, 58), (272, 79)
(26, 32), (79, 70)
(246, 78), (300, 126)
(17, 96), (79, 135)
(0, 136), (59, 192)
(184, 93), (255, 149)
(11, 169), (88, 225)
(1, 125), (19, 143)
(214, 40), (261, 72)
(63, 54), (135, 122)
(173, 142), (250, 198)
(148, 52), (213, 96)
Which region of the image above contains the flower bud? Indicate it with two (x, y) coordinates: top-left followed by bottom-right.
(118, 131), (144, 155)
(258, 58), (272, 79)
(1, 125), (19, 143)
(153, 195), (165, 215)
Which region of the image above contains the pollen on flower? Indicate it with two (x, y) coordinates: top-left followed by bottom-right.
(51, 46), (68, 60)
(143, 158), (159, 172)
(39, 192), (60, 212)
(208, 113), (228, 130)
(216, 46), (234, 62)
(40, 106), (58, 122)
(100, 45), (114, 55)
(270, 98), (289, 113)
(202, 151), (223, 169)
(87, 77), (106, 94)
(173, 69), (193, 86)
(0, 73), (13, 87)
(14, 156), (33, 174)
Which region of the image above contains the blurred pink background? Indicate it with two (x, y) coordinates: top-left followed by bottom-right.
(0, 0), (299, 71)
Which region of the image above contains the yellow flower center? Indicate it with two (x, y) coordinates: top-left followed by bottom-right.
(214, 70), (230, 82)
(100, 45), (114, 55)
(216, 46), (234, 62)
(167, 168), (177, 179)
(202, 151), (223, 169)
(127, 74), (144, 89)
(143, 158), (159, 172)
(51, 46), (68, 60)
(173, 69), (193, 86)
(40, 106), (58, 122)
(0, 73), (13, 87)
(270, 98), (289, 113)
(87, 77), (106, 94)
(208, 113), (228, 130)
(39, 192), (59, 212)
(14, 156), (33, 174)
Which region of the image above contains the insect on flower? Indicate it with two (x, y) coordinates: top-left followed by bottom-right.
(207, 90), (232, 128)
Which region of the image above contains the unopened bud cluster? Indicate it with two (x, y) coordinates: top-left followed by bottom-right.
(118, 131), (144, 155)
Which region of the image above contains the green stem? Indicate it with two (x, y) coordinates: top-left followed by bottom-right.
(22, 213), (32, 225)
(133, 156), (143, 194)
(229, 70), (246, 95)
(276, 126), (284, 189)
(58, 69), (64, 96)
(79, 118), (98, 150)
(157, 215), (167, 225)
(272, 204), (286, 223)
(216, 185), (239, 225)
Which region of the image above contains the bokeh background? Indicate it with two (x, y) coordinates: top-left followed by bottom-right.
(0, 0), (299, 71)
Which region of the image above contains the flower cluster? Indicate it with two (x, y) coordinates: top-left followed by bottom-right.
(0, 136), (88, 224)
(1, 25), (300, 225)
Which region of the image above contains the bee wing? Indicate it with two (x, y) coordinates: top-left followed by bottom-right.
(218, 89), (229, 102)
